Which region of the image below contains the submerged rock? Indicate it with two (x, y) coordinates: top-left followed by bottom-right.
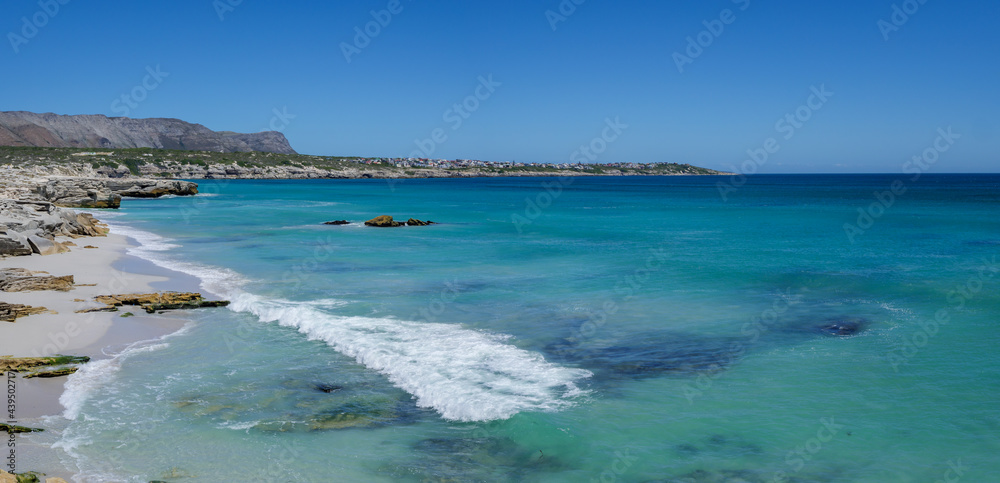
(382, 436), (560, 481)
(546, 334), (743, 380)
(815, 318), (867, 337)
(323, 220), (350, 225)
(365, 215), (403, 227)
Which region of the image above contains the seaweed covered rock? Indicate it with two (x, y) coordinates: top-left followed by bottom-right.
(0, 355), (90, 373)
(82, 292), (230, 313)
(0, 423), (44, 434)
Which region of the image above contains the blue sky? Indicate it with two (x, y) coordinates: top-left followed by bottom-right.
(3, 0), (997, 172)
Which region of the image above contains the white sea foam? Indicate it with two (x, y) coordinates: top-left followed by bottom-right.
(232, 293), (592, 421)
(101, 219), (593, 422)
(60, 339), (173, 421)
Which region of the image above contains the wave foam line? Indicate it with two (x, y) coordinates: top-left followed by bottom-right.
(233, 294), (592, 421)
(104, 219), (593, 421)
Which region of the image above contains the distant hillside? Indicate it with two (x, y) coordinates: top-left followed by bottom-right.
(0, 146), (731, 181)
(0, 111), (296, 155)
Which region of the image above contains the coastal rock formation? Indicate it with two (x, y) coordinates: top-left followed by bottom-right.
(323, 220), (350, 225)
(0, 111), (297, 154)
(104, 178), (199, 198)
(33, 177), (199, 208)
(81, 292), (230, 313)
(0, 302), (49, 322)
(0, 235), (31, 256)
(35, 178), (121, 208)
(0, 268), (74, 292)
(406, 218), (434, 226)
(365, 215), (403, 227)
(0, 200), (108, 253)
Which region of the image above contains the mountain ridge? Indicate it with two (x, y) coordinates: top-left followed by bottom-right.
(0, 111), (296, 154)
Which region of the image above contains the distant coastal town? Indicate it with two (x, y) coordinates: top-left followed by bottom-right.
(2, 146), (730, 180)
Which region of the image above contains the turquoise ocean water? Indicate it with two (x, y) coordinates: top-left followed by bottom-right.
(50, 175), (1000, 482)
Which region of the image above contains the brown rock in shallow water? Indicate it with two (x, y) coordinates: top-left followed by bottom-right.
(86, 292), (230, 314)
(0, 268), (74, 292)
(405, 218), (435, 226)
(0, 424), (44, 435)
(23, 367), (78, 378)
(0, 355), (90, 373)
(0, 302), (49, 322)
(323, 220), (350, 225)
(365, 215), (403, 227)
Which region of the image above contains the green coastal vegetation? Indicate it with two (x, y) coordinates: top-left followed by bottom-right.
(0, 146), (728, 178)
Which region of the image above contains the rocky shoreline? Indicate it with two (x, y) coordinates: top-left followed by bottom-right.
(0, 167), (198, 257)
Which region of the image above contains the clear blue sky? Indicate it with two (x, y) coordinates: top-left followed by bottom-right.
(3, 0), (997, 172)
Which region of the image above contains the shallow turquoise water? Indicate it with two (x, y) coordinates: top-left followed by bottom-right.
(55, 175), (1000, 482)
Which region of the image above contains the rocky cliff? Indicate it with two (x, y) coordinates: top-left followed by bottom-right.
(0, 112), (296, 155)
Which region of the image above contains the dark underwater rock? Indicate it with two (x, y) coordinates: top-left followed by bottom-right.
(545, 334), (744, 380)
(381, 436), (560, 482)
(323, 220), (350, 225)
(815, 318), (866, 337)
(315, 383), (344, 393)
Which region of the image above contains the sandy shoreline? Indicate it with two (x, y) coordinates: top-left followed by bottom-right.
(1, 225), (204, 480)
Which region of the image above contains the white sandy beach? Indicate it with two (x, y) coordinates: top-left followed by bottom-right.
(1, 228), (200, 481)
